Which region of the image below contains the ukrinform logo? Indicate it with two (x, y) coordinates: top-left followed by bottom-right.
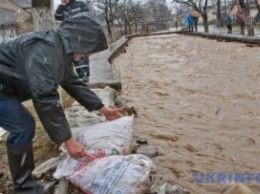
(193, 173), (260, 184)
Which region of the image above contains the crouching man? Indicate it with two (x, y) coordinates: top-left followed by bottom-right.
(0, 12), (122, 194)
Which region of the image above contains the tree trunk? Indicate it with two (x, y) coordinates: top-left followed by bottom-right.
(105, 16), (112, 38)
(124, 19), (128, 35)
(202, 12), (209, 32)
(104, 3), (112, 39)
(255, 0), (260, 13)
(202, 0), (209, 33)
(128, 23), (132, 35)
(217, 0), (222, 26)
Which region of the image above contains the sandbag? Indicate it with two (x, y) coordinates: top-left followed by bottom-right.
(55, 116), (134, 178)
(61, 116), (134, 156)
(54, 154), (157, 194)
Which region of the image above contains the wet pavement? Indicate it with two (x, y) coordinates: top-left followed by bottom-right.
(174, 25), (260, 37)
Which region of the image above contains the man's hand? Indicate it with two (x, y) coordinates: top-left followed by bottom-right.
(99, 105), (124, 121)
(61, 0), (69, 5)
(64, 137), (85, 159)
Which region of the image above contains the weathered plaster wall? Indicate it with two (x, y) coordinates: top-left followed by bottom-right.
(28, 7), (54, 31)
(0, 25), (16, 41)
(0, 0), (33, 34)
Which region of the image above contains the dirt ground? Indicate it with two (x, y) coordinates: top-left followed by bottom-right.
(111, 34), (260, 194)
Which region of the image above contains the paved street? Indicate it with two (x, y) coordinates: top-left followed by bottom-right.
(170, 25), (260, 37)
(197, 25), (260, 37)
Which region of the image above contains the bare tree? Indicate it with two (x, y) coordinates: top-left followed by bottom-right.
(254, 0), (260, 24)
(255, 0), (260, 12)
(117, 0), (144, 35)
(217, 0), (222, 26)
(172, 0), (210, 32)
(92, 0), (120, 38)
(144, 0), (172, 21)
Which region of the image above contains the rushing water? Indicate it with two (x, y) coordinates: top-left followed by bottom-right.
(112, 34), (260, 194)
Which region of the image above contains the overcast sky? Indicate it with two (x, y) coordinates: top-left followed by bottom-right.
(53, 0), (175, 10)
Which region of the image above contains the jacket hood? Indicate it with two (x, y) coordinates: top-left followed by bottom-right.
(57, 12), (108, 54)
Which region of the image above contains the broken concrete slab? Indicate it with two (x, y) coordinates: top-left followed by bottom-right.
(54, 179), (69, 194)
(136, 145), (159, 158)
(43, 181), (59, 194)
(89, 36), (128, 90)
(0, 127), (5, 140)
(89, 59), (121, 90)
(92, 86), (116, 107)
(159, 183), (190, 194)
(33, 155), (65, 179)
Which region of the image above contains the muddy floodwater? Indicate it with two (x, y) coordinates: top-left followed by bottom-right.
(112, 34), (260, 194)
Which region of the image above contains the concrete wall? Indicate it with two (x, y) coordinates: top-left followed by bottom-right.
(0, 0), (33, 35)
(28, 7), (54, 31)
(0, 0), (55, 34)
(29, 0), (55, 31)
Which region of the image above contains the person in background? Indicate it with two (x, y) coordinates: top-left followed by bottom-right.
(55, 0), (89, 21)
(225, 12), (233, 34)
(193, 16), (199, 32)
(186, 13), (194, 32)
(236, 8), (246, 35)
(55, 0), (91, 82)
(0, 12), (123, 194)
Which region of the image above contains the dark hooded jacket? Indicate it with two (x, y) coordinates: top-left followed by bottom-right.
(0, 12), (108, 144)
(55, 0), (89, 21)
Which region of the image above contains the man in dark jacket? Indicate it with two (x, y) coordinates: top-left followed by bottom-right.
(55, 0), (91, 82)
(0, 12), (122, 194)
(55, 0), (89, 21)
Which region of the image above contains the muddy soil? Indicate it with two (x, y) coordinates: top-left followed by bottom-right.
(112, 34), (260, 194)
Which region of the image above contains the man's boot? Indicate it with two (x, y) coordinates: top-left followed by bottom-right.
(6, 142), (44, 194)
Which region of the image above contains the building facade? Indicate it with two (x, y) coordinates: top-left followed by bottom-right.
(0, 0), (54, 37)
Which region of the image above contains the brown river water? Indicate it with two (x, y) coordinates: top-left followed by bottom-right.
(112, 34), (260, 194)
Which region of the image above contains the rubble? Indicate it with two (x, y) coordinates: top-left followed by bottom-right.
(136, 145), (159, 158)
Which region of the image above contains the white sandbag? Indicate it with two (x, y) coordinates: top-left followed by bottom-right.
(61, 116), (134, 157)
(54, 154), (157, 194)
(65, 106), (105, 128)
